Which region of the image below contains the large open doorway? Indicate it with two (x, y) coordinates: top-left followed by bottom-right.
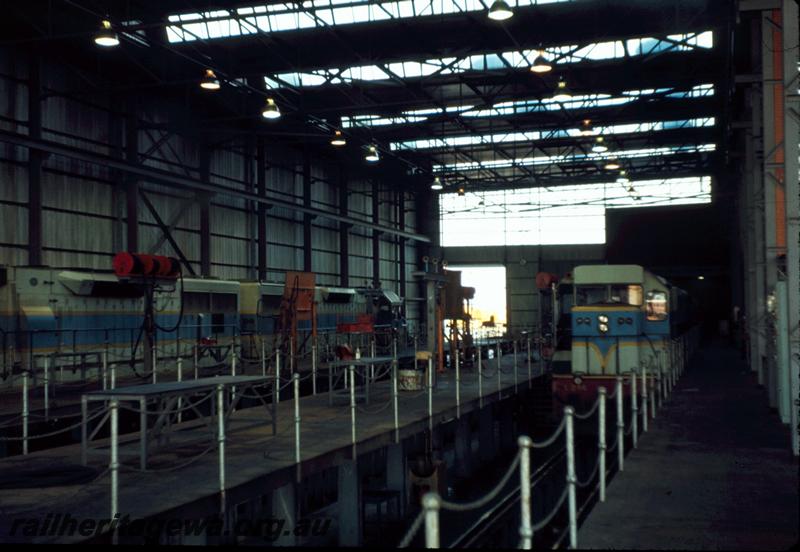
(448, 265), (507, 341)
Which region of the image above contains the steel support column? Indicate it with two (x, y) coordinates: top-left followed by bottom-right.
(199, 145), (212, 277)
(763, 7), (787, 407)
(125, 101), (139, 252)
(398, 190), (407, 302)
(27, 54), (42, 266)
(303, 151), (313, 273)
(779, 0), (800, 456)
(257, 137), (268, 280)
(372, 180), (381, 288)
(339, 168), (350, 287)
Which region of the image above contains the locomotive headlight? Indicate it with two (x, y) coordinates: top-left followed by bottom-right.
(599, 322), (609, 333)
(598, 315), (609, 324)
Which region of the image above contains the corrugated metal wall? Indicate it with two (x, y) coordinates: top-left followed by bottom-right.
(0, 50), (422, 321)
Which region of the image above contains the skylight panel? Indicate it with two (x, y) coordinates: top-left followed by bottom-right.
(432, 144), (716, 173)
(261, 31), (714, 90)
(389, 117), (716, 151)
(165, 0), (576, 43)
(345, 85), (715, 129)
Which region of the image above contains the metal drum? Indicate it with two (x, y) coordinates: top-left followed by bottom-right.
(398, 369), (424, 391)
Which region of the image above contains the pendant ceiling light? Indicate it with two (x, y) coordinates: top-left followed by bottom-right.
(94, 19), (119, 47)
(330, 129), (347, 147)
(200, 69), (221, 90)
(261, 98), (281, 119)
(488, 0), (513, 21)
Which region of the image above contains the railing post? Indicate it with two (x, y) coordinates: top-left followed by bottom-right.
(312, 337), (318, 396)
(598, 387), (607, 502)
(177, 356), (184, 423)
(217, 383), (226, 516)
(152, 347), (157, 384)
(527, 337), (532, 389)
(650, 367), (656, 420)
(641, 367), (648, 432)
(428, 356), (434, 435)
(231, 349), (237, 409)
(422, 492), (441, 549)
(513, 339), (518, 393)
(261, 339), (266, 377)
(392, 351), (399, 444)
(631, 371), (638, 449)
(478, 344), (483, 409)
(81, 394), (88, 465)
(109, 397), (119, 545)
(518, 435), (533, 549)
(44, 355), (50, 421)
(273, 348), (280, 408)
(496, 341), (502, 397)
(194, 343), (199, 380)
(22, 369), (29, 455)
(455, 344), (461, 419)
(102, 349), (108, 391)
(565, 406), (577, 549)
(349, 362), (357, 460)
(294, 372), (301, 482)
(616, 376), (624, 471)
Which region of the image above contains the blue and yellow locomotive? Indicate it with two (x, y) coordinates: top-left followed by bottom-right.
(552, 264), (689, 409)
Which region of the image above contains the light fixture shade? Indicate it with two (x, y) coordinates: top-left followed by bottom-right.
(431, 177), (443, 191)
(330, 130), (346, 146)
(592, 136), (608, 153)
(579, 119), (595, 136)
(530, 53), (553, 73)
(94, 20), (120, 47)
(552, 77), (572, 102)
(200, 69), (221, 90)
(488, 0), (514, 20)
(262, 98), (281, 119)
(364, 145), (380, 162)
(604, 159), (621, 170)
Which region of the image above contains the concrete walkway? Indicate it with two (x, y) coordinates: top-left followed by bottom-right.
(579, 342), (798, 550)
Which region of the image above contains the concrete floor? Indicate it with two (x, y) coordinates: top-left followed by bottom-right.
(579, 342), (799, 550)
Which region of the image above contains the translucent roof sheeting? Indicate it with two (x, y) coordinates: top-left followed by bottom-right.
(166, 0), (572, 43)
(343, 84), (715, 128)
(262, 31), (713, 89)
(390, 117), (715, 151)
(439, 176), (712, 246)
(432, 144), (716, 174)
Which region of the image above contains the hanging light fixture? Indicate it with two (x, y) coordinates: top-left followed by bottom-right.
(261, 98), (281, 120)
(592, 136), (608, 153)
(616, 169), (629, 184)
(579, 119), (595, 136)
(200, 69), (221, 90)
(364, 144), (380, 162)
(431, 177), (443, 191)
(457, 186), (466, 196)
(604, 158), (621, 171)
(530, 51), (553, 73)
(330, 129), (347, 147)
(488, 0), (514, 21)
(552, 76), (572, 102)
(94, 19), (120, 47)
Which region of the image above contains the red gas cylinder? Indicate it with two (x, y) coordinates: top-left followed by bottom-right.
(113, 252), (180, 279)
(535, 272), (559, 290)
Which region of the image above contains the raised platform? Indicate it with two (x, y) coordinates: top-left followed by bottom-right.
(0, 352), (545, 543)
(578, 342), (799, 550)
